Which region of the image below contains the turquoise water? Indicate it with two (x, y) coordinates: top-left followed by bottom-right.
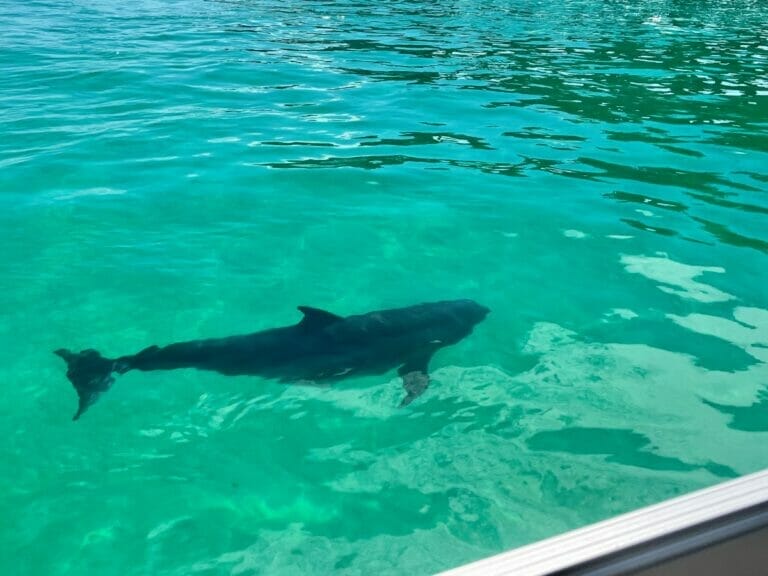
(2, 0), (768, 573)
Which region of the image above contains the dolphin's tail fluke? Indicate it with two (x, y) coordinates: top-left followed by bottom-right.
(54, 348), (119, 421)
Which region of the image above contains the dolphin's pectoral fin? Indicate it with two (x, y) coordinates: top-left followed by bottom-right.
(297, 306), (343, 330)
(398, 356), (432, 407)
(399, 371), (429, 407)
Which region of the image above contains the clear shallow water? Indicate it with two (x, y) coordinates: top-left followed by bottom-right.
(2, 0), (768, 574)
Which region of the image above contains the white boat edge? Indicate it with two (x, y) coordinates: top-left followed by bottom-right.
(437, 468), (768, 576)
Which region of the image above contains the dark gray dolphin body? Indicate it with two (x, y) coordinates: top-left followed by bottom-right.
(55, 299), (489, 420)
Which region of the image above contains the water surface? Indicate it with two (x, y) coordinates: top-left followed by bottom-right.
(1, 1), (767, 574)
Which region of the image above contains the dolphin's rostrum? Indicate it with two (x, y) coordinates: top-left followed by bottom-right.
(55, 299), (489, 420)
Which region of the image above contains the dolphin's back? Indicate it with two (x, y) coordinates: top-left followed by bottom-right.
(327, 300), (480, 343)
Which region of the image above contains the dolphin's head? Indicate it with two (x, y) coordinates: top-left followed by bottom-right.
(453, 299), (491, 327)
(430, 299), (490, 344)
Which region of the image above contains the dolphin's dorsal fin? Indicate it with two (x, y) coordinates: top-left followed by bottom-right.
(297, 306), (342, 329)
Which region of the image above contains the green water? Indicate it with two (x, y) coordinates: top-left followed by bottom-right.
(2, 0), (768, 574)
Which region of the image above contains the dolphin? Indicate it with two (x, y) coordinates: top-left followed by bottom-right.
(55, 299), (489, 420)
